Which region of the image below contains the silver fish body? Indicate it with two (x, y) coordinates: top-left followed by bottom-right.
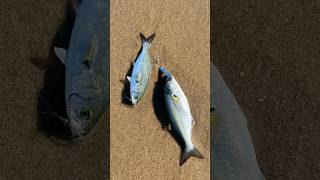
(127, 33), (155, 106)
(54, 0), (109, 139)
(160, 67), (204, 165)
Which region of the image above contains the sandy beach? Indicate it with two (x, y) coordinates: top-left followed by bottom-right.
(110, 0), (210, 179)
(2, 0), (320, 179)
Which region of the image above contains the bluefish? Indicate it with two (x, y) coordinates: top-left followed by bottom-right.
(160, 66), (204, 166)
(53, 0), (109, 139)
(126, 33), (155, 106)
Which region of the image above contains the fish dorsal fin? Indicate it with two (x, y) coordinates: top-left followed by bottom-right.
(54, 47), (67, 65)
(84, 37), (96, 69)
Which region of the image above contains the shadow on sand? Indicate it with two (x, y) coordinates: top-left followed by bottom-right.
(30, 1), (76, 143)
(120, 64), (134, 106)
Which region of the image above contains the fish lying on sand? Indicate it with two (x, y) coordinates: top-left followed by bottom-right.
(160, 66), (204, 166)
(52, 0), (109, 139)
(126, 33), (155, 106)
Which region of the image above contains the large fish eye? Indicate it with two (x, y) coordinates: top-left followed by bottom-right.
(80, 107), (93, 120)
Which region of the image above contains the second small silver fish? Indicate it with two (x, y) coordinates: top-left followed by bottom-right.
(160, 66), (204, 166)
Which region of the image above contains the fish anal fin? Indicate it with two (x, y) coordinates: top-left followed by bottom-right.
(54, 47), (67, 65)
(180, 146), (204, 166)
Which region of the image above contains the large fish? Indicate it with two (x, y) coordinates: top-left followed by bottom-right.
(211, 63), (265, 180)
(126, 33), (155, 106)
(160, 66), (204, 166)
(53, 0), (109, 139)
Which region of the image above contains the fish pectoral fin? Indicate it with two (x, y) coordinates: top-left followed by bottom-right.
(173, 94), (179, 104)
(192, 117), (195, 126)
(168, 123), (172, 131)
(126, 76), (131, 82)
(54, 47), (67, 65)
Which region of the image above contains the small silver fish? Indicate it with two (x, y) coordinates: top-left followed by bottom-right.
(126, 33), (155, 106)
(160, 66), (204, 166)
(53, 0), (109, 139)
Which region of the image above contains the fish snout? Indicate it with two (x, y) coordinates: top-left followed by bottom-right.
(159, 66), (172, 82)
(130, 91), (140, 105)
(68, 112), (85, 138)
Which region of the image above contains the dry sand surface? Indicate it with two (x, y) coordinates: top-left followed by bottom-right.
(110, 0), (210, 179)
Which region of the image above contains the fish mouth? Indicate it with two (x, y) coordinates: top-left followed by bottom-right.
(68, 110), (85, 138)
(130, 90), (141, 104)
(159, 66), (172, 82)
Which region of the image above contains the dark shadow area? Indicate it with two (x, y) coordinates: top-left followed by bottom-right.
(120, 64), (134, 106)
(152, 69), (185, 161)
(31, 1), (76, 142)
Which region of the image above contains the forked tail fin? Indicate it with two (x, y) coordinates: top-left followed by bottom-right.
(140, 33), (156, 46)
(180, 146), (204, 166)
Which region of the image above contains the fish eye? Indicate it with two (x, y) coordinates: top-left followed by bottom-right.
(80, 107), (93, 120)
(134, 96), (139, 99)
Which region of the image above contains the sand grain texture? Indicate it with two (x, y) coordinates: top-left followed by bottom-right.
(212, 0), (320, 179)
(110, 0), (210, 179)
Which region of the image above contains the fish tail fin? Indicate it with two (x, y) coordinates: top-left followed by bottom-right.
(140, 33), (156, 46)
(180, 145), (204, 166)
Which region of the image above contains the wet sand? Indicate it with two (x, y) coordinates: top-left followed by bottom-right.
(212, 0), (320, 179)
(1, 1), (108, 179)
(110, 0), (210, 179)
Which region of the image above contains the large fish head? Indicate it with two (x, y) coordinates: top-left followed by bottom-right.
(159, 66), (175, 93)
(67, 73), (108, 139)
